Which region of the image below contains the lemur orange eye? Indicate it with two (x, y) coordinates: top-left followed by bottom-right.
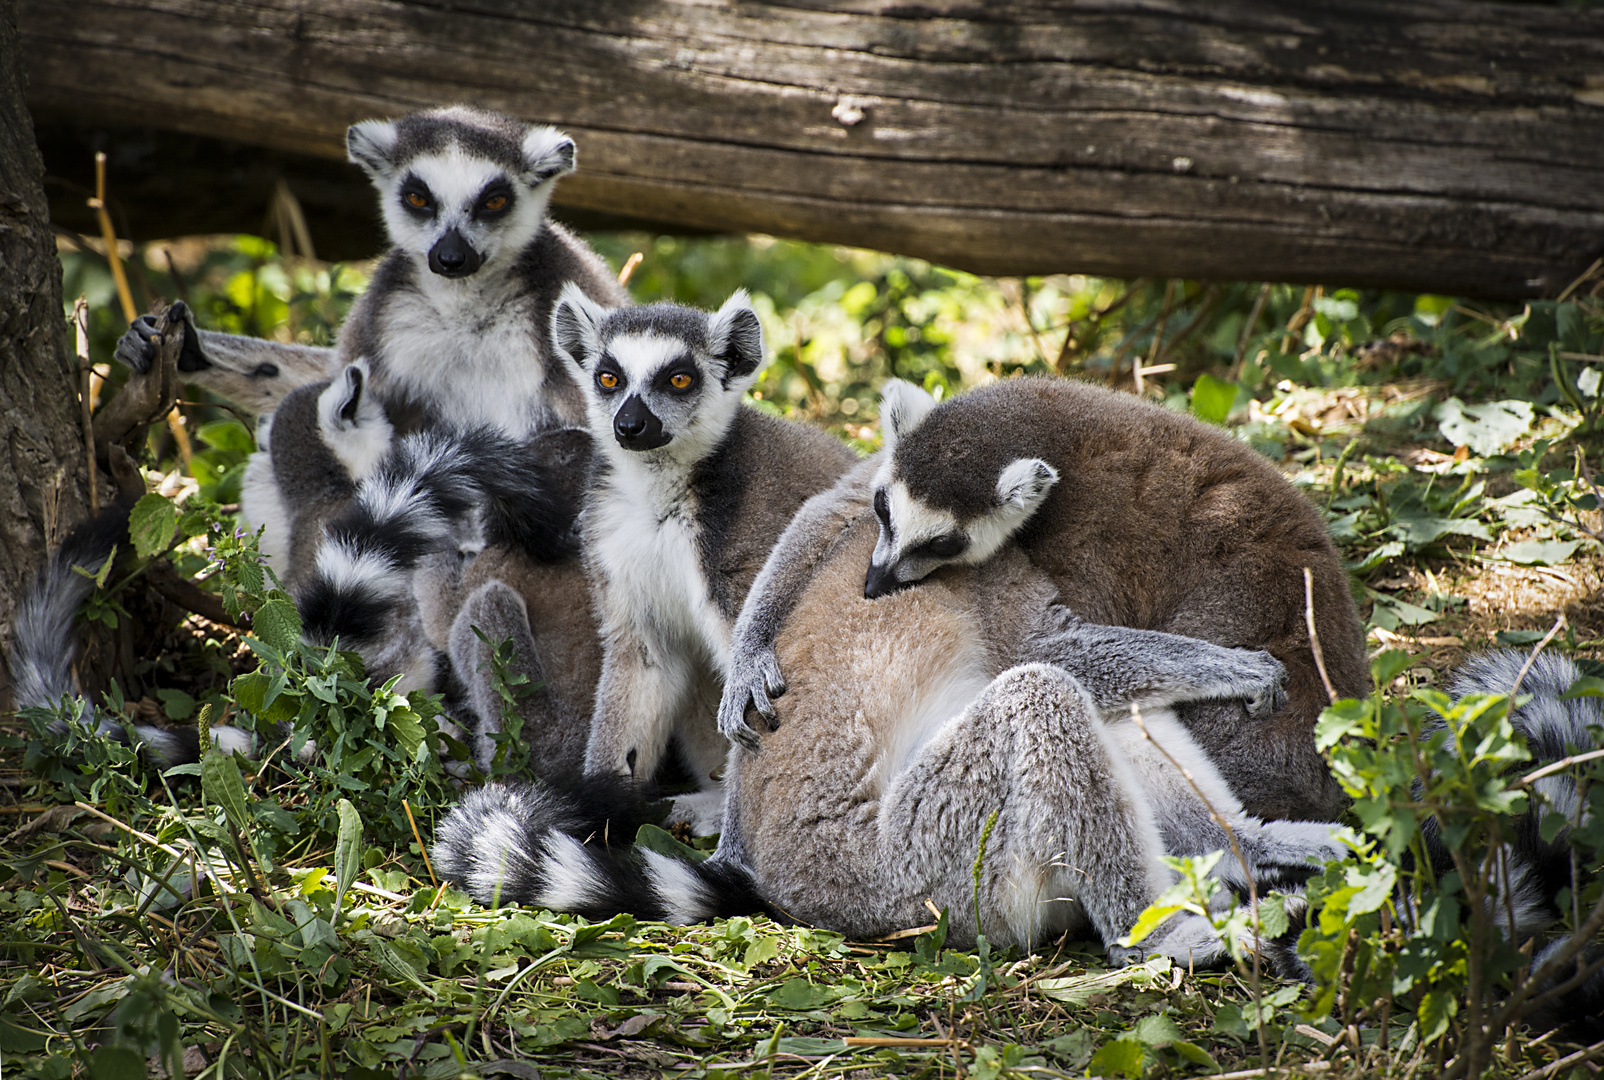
(670, 373), (693, 390)
(405, 191), (429, 209)
(482, 194), (508, 212)
(598, 372), (619, 389)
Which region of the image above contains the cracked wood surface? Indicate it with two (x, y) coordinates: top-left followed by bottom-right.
(20, 0), (1604, 296)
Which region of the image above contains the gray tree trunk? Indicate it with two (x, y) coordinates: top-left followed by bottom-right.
(0, 0), (89, 710)
(18, 0), (1604, 299)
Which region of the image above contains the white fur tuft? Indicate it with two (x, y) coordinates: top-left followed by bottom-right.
(878, 379), (937, 452)
(643, 849), (715, 923)
(346, 119), (400, 178)
(551, 281), (609, 375)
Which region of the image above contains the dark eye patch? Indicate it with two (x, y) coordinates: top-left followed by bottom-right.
(595, 356), (626, 393)
(656, 364), (699, 393)
(399, 174), (435, 217)
(474, 180), (515, 219)
(920, 532), (968, 560)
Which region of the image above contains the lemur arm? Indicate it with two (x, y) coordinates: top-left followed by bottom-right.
(116, 302), (338, 417)
(1024, 605), (1288, 721)
(717, 455), (882, 751)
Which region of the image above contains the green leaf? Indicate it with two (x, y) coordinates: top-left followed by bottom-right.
(369, 939), (435, 999)
(635, 822), (708, 864)
(1434, 397), (1533, 457)
(196, 418), (256, 454)
(1387, 515), (1490, 548)
(1173, 1040), (1221, 1070)
(1118, 903), (1186, 947)
(88, 1045), (146, 1080)
(1563, 675), (1604, 700)
(156, 688), (196, 721)
(335, 798), (363, 913)
(200, 749), (251, 833)
(1257, 892), (1291, 938)
(1190, 373), (1239, 425)
(252, 596), (303, 652)
(1131, 1014), (1183, 1047)
(1088, 1037), (1145, 1080)
(129, 493), (180, 560)
(767, 979), (832, 1010)
(1348, 541), (1405, 575)
(1417, 988), (1458, 1044)
(1500, 539), (1580, 566)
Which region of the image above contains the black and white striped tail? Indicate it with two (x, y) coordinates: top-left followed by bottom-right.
(8, 502), (256, 767)
(296, 427), (580, 650)
(433, 779), (763, 923)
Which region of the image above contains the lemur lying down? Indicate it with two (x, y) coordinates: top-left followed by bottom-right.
(434, 495), (1345, 968)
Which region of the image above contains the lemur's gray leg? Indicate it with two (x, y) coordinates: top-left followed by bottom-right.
(117, 303), (337, 417)
(717, 456), (882, 749)
(586, 624), (694, 784)
(1024, 607), (1287, 720)
(450, 580), (587, 776)
(875, 663), (1225, 965)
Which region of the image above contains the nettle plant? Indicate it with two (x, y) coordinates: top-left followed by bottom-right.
(1303, 650), (1604, 1079)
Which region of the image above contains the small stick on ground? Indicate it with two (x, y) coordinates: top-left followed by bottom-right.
(403, 799), (438, 888)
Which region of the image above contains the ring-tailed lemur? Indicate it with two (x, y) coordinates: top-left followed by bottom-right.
(720, 376), (1369, 822)
(114, 106), (628, 435)
(435, 503), (1344, 969)
(548, 286), (859, 821)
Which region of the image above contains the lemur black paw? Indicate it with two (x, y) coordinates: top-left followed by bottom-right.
(114, 314), (162, 374)
(716, 647), (786, 752)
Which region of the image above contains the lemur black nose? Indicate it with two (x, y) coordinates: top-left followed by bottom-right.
(428, 228), (483, 278)
(613, 395), (671, 451)
(863, 561), (905, 600)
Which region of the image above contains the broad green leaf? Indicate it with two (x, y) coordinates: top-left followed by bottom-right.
(156, 688), (196, 721)
(1172, 1040), (1221, 1070)
(1417, 988), (1458, 1043)
(1434, 397), (1533, 457)
(1088, 1037), (1145, 1079)
(767, 979), (832, 1010)
(1563, 675), (1604, 700)
(1500, 539), (1580, 566)
(1118, 903), (1186, 946)
(196, 418), (256, 454)
(1190, 373), (1239, 425)
(1387, 515), (1490, 548)
(335, 798), (362, 914)
(368, 939), (435, 998)
(201, 749), (251, 833)
(88, 1045), (146, 1080)
(252, 596), (303, 652)
(1257, 893), (1291, 938)
(129, 493), (180, 560)
(1348, 541), (1405, 574)
(1132, 1014), (1183, 1047)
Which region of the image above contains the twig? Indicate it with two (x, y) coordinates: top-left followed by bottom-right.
(73, 298), (99, 514)
(617, 251), (643, 286)
(146, 559), (249, 629)
(1138, 279), (1177, 395)
(90, 153), (137, 325)
(1055, 278), (1147, 373)
(1520, 748), (1604, 787)
(1281, 286), (1318, 355)
(1304, 567), (1338, 704)
(1507, 614), (1567, 706)
(1127, 704), (1270, 1072)
(1514, 1036), (1604, 1080)
(1556, 256), (1604, 305)
(1232, 283), (1272, 379)
(403, 799), (438, 888)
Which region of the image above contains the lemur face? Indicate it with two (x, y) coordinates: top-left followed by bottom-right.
(551, 287), (766, 463)
(347, 107), (576, 281)
(862, 380), (1059, 599)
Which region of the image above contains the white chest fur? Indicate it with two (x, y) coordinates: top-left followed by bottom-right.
(377, 275), (546, 437)
(587, 464), (731, 673)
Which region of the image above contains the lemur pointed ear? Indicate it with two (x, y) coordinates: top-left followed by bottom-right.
(347, 120), (399, 180)
(521, 127), (577, 187)
(996, 458), (1059, 512)
(878, 379), (937, 453)
(319, 359), (373, 430)
(551, 281), (607, 374)
(707, 289), (765, 386)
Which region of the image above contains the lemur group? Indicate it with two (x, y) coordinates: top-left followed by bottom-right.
(15, 108), (1601, 992)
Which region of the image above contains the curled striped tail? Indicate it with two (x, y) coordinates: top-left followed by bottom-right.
(433, 779), (763, 923)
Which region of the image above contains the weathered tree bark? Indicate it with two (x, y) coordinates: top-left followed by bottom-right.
(0, 0), (90, 709)
(19, 0), (1604, 299)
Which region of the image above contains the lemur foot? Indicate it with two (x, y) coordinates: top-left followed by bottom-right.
(716, 645), (786, 752)
(114, 300), (209, 374)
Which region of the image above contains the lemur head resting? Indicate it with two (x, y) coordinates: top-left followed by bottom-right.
(550, 285), (766, 466)
(863, 380), (1060, 599)
(346, 106), (576, 281)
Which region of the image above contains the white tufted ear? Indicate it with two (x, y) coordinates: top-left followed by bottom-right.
(996, 457), (1059, 511)
(706, 289), (765, 387)
(347, 119), (400, 180)
(520, 126), (577, 187)
(878, 379), (937, 453)
(317, 359), (393, 480)
(551, 281), (609, 375)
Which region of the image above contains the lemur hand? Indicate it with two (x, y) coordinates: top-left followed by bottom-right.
(717, 644), (787, 753)
(114, 301), (208, 374)
(1240, 650), (1288, 721)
